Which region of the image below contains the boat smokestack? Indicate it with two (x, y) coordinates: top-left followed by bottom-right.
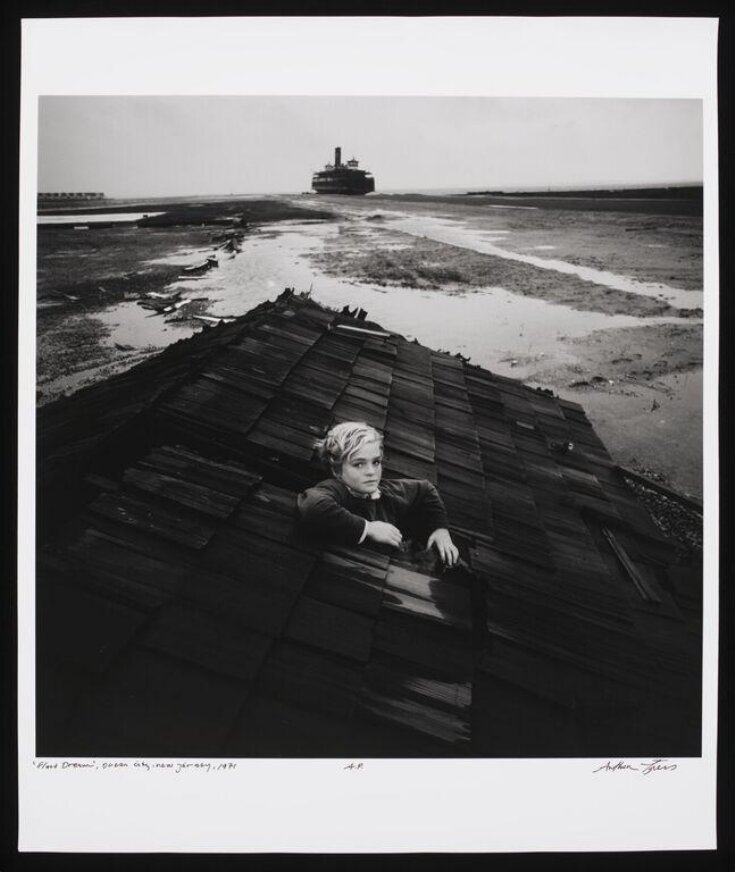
(335, 146), (341, 167)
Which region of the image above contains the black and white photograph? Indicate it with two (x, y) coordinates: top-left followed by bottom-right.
(19, 16), (720, 854)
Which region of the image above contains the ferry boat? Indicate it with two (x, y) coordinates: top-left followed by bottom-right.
(311, 147), (375, 195)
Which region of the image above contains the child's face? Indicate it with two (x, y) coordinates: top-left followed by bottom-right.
(339, 440), (383, 495)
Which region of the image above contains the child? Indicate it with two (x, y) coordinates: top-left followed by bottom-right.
(297, 421), (459, 567)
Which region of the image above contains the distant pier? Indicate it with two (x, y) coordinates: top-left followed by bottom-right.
(38, 192), (106, 210)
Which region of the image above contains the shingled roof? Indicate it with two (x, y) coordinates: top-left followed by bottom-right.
(36, 290), (702, 758)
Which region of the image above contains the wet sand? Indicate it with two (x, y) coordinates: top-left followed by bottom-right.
(35, 193), (705, 498)
(296, 195), (704, 498)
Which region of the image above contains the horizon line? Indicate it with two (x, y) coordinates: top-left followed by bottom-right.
(37, 180), (705, 201)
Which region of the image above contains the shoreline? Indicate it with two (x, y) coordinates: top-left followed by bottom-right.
(34, 193), (704, 499)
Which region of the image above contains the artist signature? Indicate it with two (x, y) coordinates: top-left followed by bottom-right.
(593, 758), (678, 775)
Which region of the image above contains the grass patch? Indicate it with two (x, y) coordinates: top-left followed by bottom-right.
(312, 244), (485, 290)
(311, 233), (679, 317)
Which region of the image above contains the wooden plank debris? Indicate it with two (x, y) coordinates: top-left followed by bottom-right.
(36, 289), (702, 758)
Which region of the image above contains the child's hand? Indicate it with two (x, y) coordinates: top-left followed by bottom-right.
(365, 521), (403, 548)
(427, 528), (459, 567)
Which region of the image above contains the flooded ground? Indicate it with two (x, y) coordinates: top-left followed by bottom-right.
(383, 213), (701, 309)
(36, 194), (705, 498)
(38, 212), (165, 225)
(214, 221), (691, 379)
(309, 194), (704, 288)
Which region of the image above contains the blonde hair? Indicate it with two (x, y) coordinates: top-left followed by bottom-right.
(315, 422), (383, 475)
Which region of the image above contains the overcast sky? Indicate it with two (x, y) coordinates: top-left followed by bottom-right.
(37, 96), (702, 198)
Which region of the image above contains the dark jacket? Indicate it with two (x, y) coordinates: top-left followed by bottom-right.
(297, 477), (449, 547)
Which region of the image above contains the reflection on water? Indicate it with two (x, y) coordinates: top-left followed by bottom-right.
(38, 212), (165, 225)
(96, 301), (198, 348)
(201, 221), (688, 380)
(79, 218), (699, 382)
(42, 211), (703, 494)
(382, 214), (703, 309)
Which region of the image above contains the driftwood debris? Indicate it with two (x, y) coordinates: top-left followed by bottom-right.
(137, 290), (183, 313)
(182, 256), (219, 276)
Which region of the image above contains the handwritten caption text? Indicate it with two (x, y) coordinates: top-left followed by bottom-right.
(33, 760), (238, 774)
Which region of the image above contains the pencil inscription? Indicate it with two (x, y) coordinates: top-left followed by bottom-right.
(32, 759), (238, 774)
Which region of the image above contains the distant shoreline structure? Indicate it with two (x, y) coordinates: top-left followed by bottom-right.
(38, 192), (106, 204)
(464, 185), (703, 200)
(35, 184), (704, 219)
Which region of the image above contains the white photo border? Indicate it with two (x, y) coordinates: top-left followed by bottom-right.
(18, 16), (720, 853)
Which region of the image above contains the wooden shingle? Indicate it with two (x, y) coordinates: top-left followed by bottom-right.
(36, 289), (702, 758)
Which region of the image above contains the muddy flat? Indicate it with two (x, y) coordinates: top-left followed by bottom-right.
(35, 192), (705, 499)
(295, 193), (704, 498)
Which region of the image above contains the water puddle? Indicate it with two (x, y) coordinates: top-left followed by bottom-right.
(38, 212), (165, 225)
(382, 214), (703, 309)
(146, 247), (218, 267)
(97, 301), (198, 348)
(81, 217), (700, 383)
(199, 221), (689, 380)
(41, 208), (702, 494)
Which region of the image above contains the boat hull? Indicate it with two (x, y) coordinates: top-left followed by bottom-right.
(312, 170), (375, 195)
